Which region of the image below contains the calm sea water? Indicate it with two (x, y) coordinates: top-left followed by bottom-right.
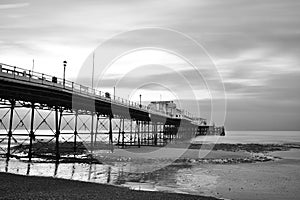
(1, 130), (299, 151)
(193, 131), (300, 144)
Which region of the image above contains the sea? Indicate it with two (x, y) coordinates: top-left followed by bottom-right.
(192, 130), (300, 144)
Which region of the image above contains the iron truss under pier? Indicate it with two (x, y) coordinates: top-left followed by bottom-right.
(0, 63), (224, 161)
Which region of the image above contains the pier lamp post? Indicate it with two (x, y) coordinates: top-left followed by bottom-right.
(114, 86), (116, 100)
(139, 94), (142, 108)
(63, 60), (67, 87)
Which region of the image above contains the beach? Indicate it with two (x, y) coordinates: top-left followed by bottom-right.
(0, 172), (217, 200)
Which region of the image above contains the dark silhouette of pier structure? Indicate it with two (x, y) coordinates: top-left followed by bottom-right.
(0, 63), (213, 161)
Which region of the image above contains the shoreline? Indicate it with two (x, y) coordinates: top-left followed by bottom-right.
(0, 172), (219, 200)
(7, 142), (300, 165)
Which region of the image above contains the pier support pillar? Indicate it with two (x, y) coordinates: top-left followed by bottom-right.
(6, 100), (15, 159)
(163, 124), (166, 145)
(94, 114), (99, 148)
(73, 111), (78, 153)
(90, 112), (94, 153)
(117, 118), (121, 145)
(147, 121), (150, 145)
(141, 122), (143, 145)
(137, 121), (140, 148)
(28, 102), (35, 161)
(109, 115), (113, 144)
(55, 106), (61, 161)
(130, 119), (133, 145)
(122, 118), (125, 148)
(154, 123), (157, 146)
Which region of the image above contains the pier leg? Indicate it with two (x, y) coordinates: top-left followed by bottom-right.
(122, 118), (125, 148)
(130, 119), (133, 146)
(109, 115), (113, 144)
(155, 123), (158, 145)
(144, 122), (146, 144)
(147, 121), (150, 145)
(143, 122), (145, 144)
(26, 163), (31, 175)
(166, 125), (168, 142)
(107, 166), (111, 183)
(74, 111), (78, 154)
(133, 121), (137, 144)
(6, 100), (15, 159)
(137, 121), (140, 148)
(54, 161), (59, 177)
(55, 107), (61, 161)
(150, 122), (153, 145)
(28, 102), (35, 161)
(170, 125), (172, 141)
(117, 118), (121, 145)
(140, 122), (143, 145)
(160, 124), (163, 145)
(154, 123), (157, 145)
(158, 123), (160, 145)
(163, 124), (166, 145)
(90, 112), (94, 153)
(94, 114), (99, 148)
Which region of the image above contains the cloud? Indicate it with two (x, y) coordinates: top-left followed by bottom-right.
(0, 2), (29, 9)
(0, 0), (299, 130)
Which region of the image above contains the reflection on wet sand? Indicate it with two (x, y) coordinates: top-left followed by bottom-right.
(1, 157), (217, 195)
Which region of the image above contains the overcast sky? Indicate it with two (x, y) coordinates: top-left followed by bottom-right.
(1, 0), (300, 130)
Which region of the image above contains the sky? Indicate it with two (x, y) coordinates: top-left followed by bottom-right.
(0, 0), (300, 130)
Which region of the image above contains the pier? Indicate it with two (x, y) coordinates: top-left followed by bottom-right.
(0, 63), (224, 161)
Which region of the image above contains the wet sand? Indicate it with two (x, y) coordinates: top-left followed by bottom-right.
(214, 155), (300, 200)
(92, 144), (300, 200)
(92, 145), (277, 165)
(2, 142), (300, 200)
(0, 172), (218, 200)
